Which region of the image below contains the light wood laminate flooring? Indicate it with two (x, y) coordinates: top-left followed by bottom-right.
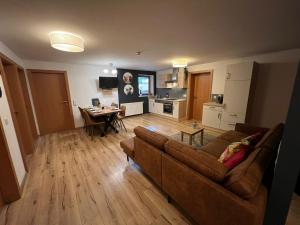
(0, 114), (299, 225)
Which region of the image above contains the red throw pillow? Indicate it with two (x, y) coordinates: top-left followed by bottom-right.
(223, 148), (247, 169)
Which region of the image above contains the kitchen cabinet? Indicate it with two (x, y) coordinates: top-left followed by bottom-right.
(149, 99), (187, 120)
(156, 68), (187, 89)
(154, 102), (163, 114)
(173, 101), (187, 119)
(223, 80), (251, 114)
(177, 68), (187, 88)
(202, 105), (223, 128)
(156, 74), (169, 88)
(221, 61), (257, 130)
(149, 99), (155, 113)
(226, 62), (254, 81)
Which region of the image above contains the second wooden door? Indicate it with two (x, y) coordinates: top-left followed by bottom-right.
(28, 70), (74, 135)
(190, 73), (212, 121)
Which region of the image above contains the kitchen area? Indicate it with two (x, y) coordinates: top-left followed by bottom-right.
(149, 67), (188, 121)
(151, 61), (258, 130)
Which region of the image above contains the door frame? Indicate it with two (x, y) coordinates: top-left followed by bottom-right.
(186, 70), (213, 120)
(0, 59), (29, 171)
(27, 69), (75, 134)
(0, 119), (21, 203)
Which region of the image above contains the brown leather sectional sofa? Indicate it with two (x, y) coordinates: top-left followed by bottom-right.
(120, 123), (284, 225)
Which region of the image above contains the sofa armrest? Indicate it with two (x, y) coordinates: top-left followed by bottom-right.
(235, 123), (269, 135)
(164, 140), (228, 182)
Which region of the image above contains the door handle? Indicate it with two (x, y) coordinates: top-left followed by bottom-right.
(62, 101), (69, 104)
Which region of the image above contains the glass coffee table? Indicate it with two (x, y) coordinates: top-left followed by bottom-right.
(180, 126), (204, 145)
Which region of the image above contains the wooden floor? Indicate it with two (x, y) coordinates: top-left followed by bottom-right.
(0, 114), (299, 225)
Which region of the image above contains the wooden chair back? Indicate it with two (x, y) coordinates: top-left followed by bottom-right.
(78, 107), (87, 125)
(82, 110), (94, 125)
(120, 105), (126, 117)
(111, 102), (118, 108)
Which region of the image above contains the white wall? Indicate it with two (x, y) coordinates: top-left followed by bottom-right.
(23, 60), (119, 128)
(0, 75), (26, 185)
(0, 41), (24, 67)
(157, 48), (300, 94)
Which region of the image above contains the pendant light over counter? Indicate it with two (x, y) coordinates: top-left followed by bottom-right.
(49, 31), (84, 52)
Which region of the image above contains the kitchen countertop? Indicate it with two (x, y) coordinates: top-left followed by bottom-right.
(149, 97), (187, 102)
(203, 102), (225, 107)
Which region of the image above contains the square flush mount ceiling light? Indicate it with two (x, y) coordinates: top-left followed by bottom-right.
(49, 31), (84, 52)
(173, 59), (188, 68)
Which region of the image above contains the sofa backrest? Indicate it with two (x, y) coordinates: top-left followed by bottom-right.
(224, 123), (284, 199)
(133, 126), (169, 150)
(165, 140), (229, 182)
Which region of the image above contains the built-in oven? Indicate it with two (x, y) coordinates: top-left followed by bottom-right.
(163, 102), (173, 114)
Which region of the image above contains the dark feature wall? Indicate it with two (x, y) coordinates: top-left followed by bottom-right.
(117, 68), (156, 113)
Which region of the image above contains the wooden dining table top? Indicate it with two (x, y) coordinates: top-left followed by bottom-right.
(85, 107), (122, 117)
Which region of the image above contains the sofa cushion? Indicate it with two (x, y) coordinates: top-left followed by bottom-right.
(224, 123), (284, 199)
(165, 140), (229, 182)
(217, 130), (249, 143)
(120, 137), (134, 159)
(200, 139), (231, 158)
(134, 126), (168, 150)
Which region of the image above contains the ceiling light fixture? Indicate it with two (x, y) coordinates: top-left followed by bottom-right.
(103, 69), (109, 74)
(172, 59), (188, 68)
(112, 69), (117, 74)
(49, 31), (84, 52)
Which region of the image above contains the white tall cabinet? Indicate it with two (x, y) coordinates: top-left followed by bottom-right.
(220, 61), (256, 130)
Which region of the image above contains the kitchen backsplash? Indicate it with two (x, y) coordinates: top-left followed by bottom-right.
(156, 88), (187, 99)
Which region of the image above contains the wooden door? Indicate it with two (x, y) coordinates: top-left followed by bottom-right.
(190, 73), (212, 121)
(0, 119), (21, 203)
(3, 64), (34, 155)
(28, 70), (74, 135)
(18, 69), (38, 138)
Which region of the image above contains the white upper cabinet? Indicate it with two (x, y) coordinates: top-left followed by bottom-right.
(226, 62), (254, 81)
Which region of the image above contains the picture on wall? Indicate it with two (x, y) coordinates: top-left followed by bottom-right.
(123, 72), (133, 84)
(124, 84), (134, 95)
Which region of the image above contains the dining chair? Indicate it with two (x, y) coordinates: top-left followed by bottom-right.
(78, 107), (87, 132)
(111, 102), (118, 108)
(82, 110), (106, 140)
(117, 105), (127, 132)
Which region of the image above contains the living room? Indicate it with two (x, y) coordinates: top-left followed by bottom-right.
(0, 1), (300, 225)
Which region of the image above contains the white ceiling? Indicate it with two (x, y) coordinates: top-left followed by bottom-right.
(0, 0), (299, 71)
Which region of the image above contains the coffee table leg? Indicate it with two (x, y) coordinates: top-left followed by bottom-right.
(189, 135), (192, 145)
(201, 130), (204, 145)
(181, 132), (184, 142)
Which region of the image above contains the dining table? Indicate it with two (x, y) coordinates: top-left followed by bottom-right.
(85, 107), (123, 134)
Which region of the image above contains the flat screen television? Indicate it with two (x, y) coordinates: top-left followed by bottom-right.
(99, 77), (118, 89)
